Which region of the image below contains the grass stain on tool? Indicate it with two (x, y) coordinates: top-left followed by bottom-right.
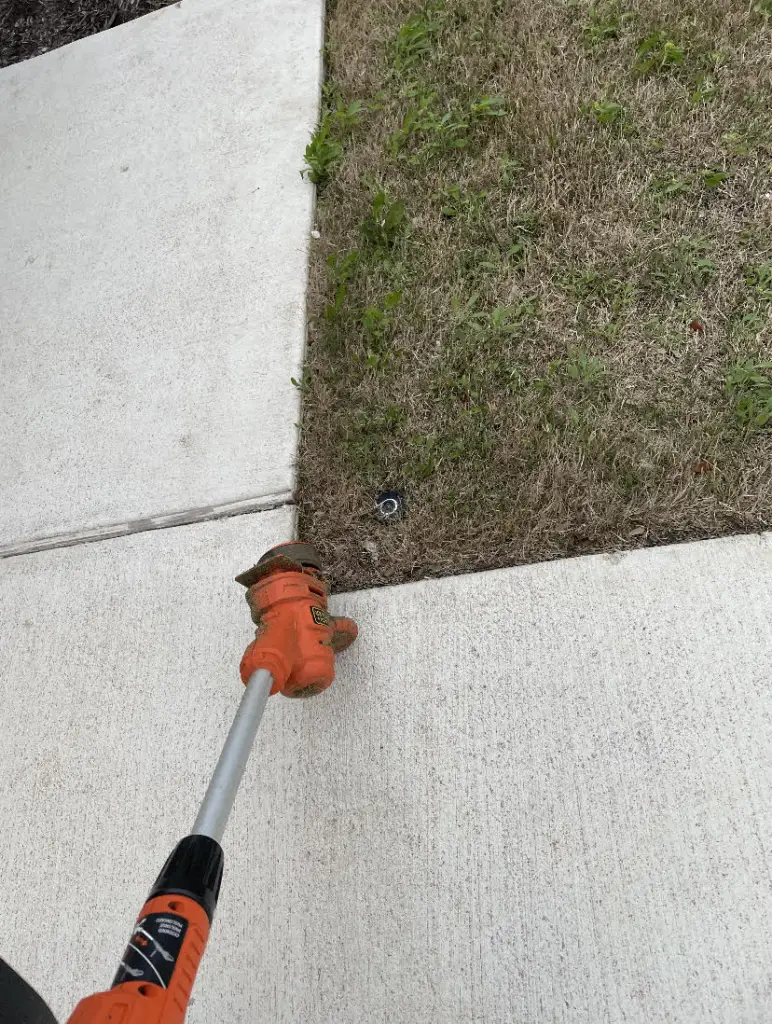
(59, 542), (358, 1023)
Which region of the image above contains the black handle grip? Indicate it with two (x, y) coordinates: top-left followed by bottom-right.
(147, 833), (224, 923)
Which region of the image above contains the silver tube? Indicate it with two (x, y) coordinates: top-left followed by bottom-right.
(191, 669), (273, 844)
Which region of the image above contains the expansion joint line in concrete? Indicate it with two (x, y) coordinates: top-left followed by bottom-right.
(0, 492), (295, 559)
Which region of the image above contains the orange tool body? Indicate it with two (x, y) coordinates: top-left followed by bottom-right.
(63, 543), (356, 1024)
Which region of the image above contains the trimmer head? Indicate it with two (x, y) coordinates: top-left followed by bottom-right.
(235, 541), (324, 590)
(258, 541), (323, 571)
(235, 540), (357, 698)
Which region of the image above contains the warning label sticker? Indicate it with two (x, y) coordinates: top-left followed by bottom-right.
(112, 913), (187, 989)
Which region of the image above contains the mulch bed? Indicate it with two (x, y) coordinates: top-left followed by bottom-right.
(1, 0), (176, 67)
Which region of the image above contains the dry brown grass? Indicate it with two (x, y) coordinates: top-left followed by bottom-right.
(297, 0), (772, 591)
(0, 0), (175, 66)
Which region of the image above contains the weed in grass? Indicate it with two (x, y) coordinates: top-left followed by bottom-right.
(408, 442), (440, 480)
(450, 294), (538, 337)
(582, 5), (628, 46)
(651, 173), (692, 197)
(356, 349), (394, 372)
(561, 349), (606, 384)
(433, 365), (477, 403)
(324, 285), (347, 324)
(438, 183), (463, 217)
(691, 256), (718, 282)
(589, 99), (625, 125)
(565, 268), (608, 300)
(329, 97), (365, 133)
(512, 294), (540, 321)
(303, 120), (342, 185)
(436, 183), (488, 220)
(644, 238), (717, 296)
(721, 131), (752, 157)
(739, 223), (768, 247)
(403, 427), (484, 480)
(699, 48), (727, 72)
(564, 268), (633, 309)
(469, 95), (508, 119)
(680, 239), (718, 285)
(418, 109), (469, 155)
(302, 93), (365, 185)
(730, 311), (767, 339)
(360, 191), (407, 248)
(591, 320), (624, 343)
(634, 31), (685, 75)
(391, 91), (506, 161)
(489, 306), (522, 334)
(392, 7), (443, 74)
(499, 155), (524, 186)
(511, 212), (540, 241)
(390, 94), (469, 157)
(327, 250), (360, 287)
(503, 242), (528, 271)
(450, 292), (488, 333)
(341, 407), (396, 470)
(700, 168), (730, 190)
(502, 245), (526, 272)
(324, 251), (360, 322)
(745, 264), (772, 300)
(389, 98), (427, 154)
(753, 0), (772, 16)
(361, 291), (402, 343)
(383, 405), (404, 432)
(725, 362), (772, 429)
(458, 240), (530, 279)
(690, 75), (717, 104)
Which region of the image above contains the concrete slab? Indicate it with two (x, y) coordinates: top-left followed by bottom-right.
(324, 537), (772, 1024)
(2, 528), (771, 1022)
(0, 509), (295, 1021)
(0, 0), (322, 554)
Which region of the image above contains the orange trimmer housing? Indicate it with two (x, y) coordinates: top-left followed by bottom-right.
(66, 894), (210, 1024)
(237, 544), (357, 698)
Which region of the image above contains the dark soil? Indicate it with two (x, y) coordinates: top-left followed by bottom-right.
(0, 0), (176, 67)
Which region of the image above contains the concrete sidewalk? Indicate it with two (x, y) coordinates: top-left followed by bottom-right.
(1, 531), (771, 1022)
(0, 0), (322, 555)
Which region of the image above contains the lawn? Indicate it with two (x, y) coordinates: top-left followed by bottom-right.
(297, 0), (772, 590)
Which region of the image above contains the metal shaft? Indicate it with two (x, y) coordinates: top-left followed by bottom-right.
(191, 669), (273, 844)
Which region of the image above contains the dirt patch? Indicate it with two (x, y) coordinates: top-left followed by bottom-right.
(297, 0), (772, 591)
(1, 0), (176, 67)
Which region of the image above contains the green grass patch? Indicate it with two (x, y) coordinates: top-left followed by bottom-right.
(297, 0), (772, 589)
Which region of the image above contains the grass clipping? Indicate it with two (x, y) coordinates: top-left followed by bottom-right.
(299, 0), (772, 590)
